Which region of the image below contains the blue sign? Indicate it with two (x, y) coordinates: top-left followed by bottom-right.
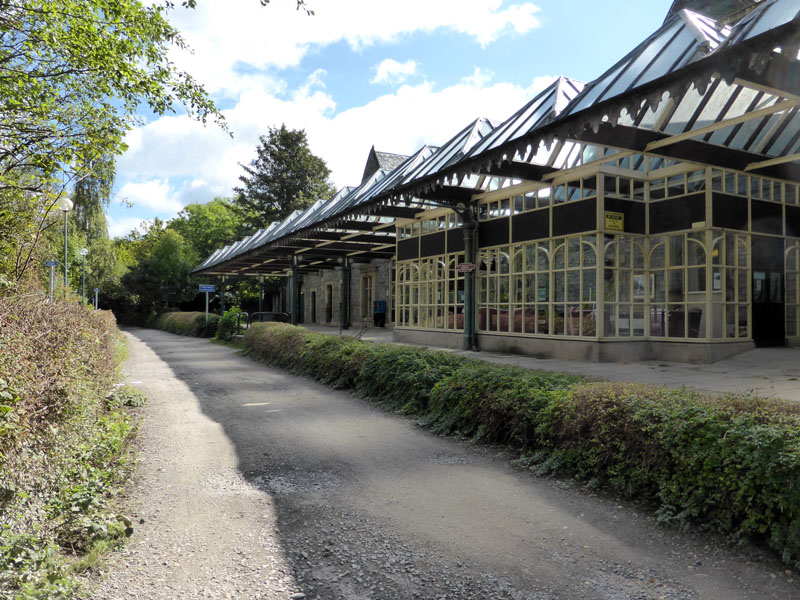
(93, 288), (100, 293)
(44, 260), (58, 267)
(199, 284), (216, 293)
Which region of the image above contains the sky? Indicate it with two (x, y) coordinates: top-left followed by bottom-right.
(107, 0), (676, 239)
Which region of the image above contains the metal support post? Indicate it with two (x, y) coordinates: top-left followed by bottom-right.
(220, 278), (226, 315)
(63, 210), (69, 288)
(340, 257), (351, 330)
(81, 256), (86, 303)
(462, 218), (478, 351)
(258, 277), (265, 314)
(290, 257), (299, 326)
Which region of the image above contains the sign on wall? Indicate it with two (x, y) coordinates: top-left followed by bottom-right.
(604, 211), (624, 232)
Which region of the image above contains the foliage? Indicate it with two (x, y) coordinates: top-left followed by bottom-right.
(0, 284), (138, 598)
(106, 385), (148, 409)
(151, 311), (219, 338)
(0, 0), (228, 286)
(233, 124), (336, 233)
(424, 363), (579, 445)
(0, 0), (224, 191)
(358, 345), (468, 413)
(215, 307), (244, 341)
(242, 323), (800, 567)
(71, 156), (115, 242)
(119, 229), (199, 314)
(167, 198), (244, 260)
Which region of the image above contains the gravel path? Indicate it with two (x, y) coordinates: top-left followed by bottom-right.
(86, 328), (799, 599)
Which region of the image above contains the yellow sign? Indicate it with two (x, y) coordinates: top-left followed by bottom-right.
(604, 211), (624, 232)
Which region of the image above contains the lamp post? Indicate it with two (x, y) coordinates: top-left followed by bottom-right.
(79, 247), (88, 303)
(56, 197), (73, 289)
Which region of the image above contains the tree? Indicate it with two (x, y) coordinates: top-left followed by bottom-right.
(233, 124), (335, 233)
(119, 228), (198, 314)
(167, 198), (243, 260)
(72, 156), (116, 242)
(0, 0), (224, 284)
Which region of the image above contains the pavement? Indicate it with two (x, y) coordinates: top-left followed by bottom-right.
(301, 323), (800, 402)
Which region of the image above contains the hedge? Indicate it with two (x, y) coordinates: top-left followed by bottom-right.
(1, 286), (136, 597)
(150, 311), (219, 338)
(243, 322), (800, 567)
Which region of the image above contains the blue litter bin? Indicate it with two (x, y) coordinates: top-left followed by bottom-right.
(373, 300), (387, 327)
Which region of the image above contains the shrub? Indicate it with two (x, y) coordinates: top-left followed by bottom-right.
(242, 322), (800, 567)
(215, 306), (243, 342)
(151, 311), (219, 337)
(426, 362), (580, 445)
(0, 284), (137, 597)
(357, 344), (469, 413)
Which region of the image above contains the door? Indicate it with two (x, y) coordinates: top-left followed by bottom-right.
(310, 291), (317, 324)
(325, 285), (333, 322)
(751, 236), (785, 346)
(298, 283), (305, 324)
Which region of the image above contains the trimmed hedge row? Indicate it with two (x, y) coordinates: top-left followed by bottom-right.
(150, 311), (219, 338)
(1, 288), (136, 597)
(243, 322), (800, 566)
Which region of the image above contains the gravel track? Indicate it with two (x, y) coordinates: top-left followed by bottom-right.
(86, 328), (799, 599)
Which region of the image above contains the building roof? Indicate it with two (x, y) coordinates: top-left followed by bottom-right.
(193, 0), (800, 278)
(361, 146), (409, 183)
(665, 0), (766, 24)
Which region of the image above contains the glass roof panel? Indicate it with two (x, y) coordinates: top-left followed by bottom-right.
(731, 0), (800, 42)
(568, 63), (627, 114)
(764, 110), (800, 154)
(635, 26), (698, 87)
(602, 22), (684, 99)
(749, 111), (791, 153)
(466, 78), (585, 159)
(563, 11), (728, 120)
(663, 84), (705, 134)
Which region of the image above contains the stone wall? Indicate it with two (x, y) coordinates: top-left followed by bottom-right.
(293, 258), (395, 329)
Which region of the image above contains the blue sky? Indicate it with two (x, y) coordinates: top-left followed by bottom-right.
(108, 0), (675, 239)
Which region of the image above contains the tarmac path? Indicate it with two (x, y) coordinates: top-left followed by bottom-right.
(89, 328), (799, 599)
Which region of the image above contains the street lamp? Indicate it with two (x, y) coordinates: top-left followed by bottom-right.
(80, 247), (88, 303)
(56, 197), (73, 289)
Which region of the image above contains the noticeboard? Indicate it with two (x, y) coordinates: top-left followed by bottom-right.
(604, 211), (624, 232)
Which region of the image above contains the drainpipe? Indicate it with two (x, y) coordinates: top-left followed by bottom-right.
(340, 257), (351, 330)
(290, 256), (299, 326)
(462, 216), (478, 351)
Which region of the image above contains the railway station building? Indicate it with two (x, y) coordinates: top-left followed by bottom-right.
(194, 0), (800, 363)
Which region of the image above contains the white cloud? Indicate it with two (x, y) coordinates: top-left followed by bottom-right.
(117, 72), (559, 206)
(107, 216), (152, 239)
(109, 1), (551, 237)
(462, 67), (494, 87)
(163, 1), (542, 95)
(372, 59), (419, 85)
(116, 179), (183, 215)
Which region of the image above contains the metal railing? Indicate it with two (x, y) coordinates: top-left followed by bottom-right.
(247, 311), (290, 327)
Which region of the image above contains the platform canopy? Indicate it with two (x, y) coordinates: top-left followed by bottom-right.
(193, 0), (800, 279)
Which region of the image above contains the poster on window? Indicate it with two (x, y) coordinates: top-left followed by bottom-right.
(633, 274), (645, 299)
